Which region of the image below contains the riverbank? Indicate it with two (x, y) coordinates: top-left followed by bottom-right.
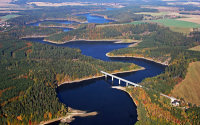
(106, 53), (169, 66)
(58, 67), (145, 87)
(43, 38), (139, 44)
(38, 24), (77, 29)
(39, 108), (98, 125)
(21, 35), (50, 39)
(90, 13), (117, 22)
(26, 17), (85, 25)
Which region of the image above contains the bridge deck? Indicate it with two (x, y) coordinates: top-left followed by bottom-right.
(101, 71), (142, 87)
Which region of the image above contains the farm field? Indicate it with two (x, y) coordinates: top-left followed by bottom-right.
(171, 61), (200, 106)
(148, 19), (200, 33)
(127, 21), (146, 25)
(189, 45), (200, 51)
(0, 14), (19, 21)
(135, 12), (179, 16)
(169, 26), (193, 34)
(177, 15), (200, 24)
(149, 19), (200, 28)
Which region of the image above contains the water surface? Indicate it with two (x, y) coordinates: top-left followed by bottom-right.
(77, 13), (114, 24)
(25, 38), (165, 125)
(25, 11), (164, 125)
(28, 14), (113, 32)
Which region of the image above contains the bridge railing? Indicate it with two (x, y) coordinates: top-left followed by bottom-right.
(101, 71), (142, 87)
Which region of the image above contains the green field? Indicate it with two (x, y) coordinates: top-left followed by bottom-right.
(127, 21), (146, 25)
(135, 12), (170, 16)
(0, 14), (19, 21)
(150, 19), (200, 28)
(171, 61), (200, 106)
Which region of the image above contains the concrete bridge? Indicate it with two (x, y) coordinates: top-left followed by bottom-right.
(101, 71), (142, 87)
(100, 71), (181, 106)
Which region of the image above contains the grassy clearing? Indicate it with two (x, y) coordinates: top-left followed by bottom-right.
(189, 45), (200, 51)
(127, 21), (146, 25)
(148, 19), (200, 33)
(96, 24), (125, 28)
(171, 61), (200, 106)
(169, 26), (192, 34)
(150, 19), (200, 28)
(177, 17), (200, 24)
(0, 14), (19, 21)
(135, 12), (170, 16)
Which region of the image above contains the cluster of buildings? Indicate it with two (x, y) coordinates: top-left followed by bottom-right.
(0, 19), (10, 29)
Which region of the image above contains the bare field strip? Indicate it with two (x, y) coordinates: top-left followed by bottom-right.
(142, 6), (179, 12)
(177, 17), (200, 24)
(189, 45), (200, 51)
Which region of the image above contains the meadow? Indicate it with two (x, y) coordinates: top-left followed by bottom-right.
(135, 12), (170, 16)
(171, 61), (200, 106)
(150, 19), (200, 28)
(0, 14), (19, 21)
(146, 19), (200, 33)
(189, 45), (200, 51)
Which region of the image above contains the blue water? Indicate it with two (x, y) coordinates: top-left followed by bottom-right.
(24, 38), (165, 125)
(27, 14), (113, 32)
(77, 13), (114, 24)
(25, 10), (164, 124)
(27, 20), (76, 27)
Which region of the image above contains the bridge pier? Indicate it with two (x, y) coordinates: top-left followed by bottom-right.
(105, 75), (107, 80)
(101, 71), (142, 88)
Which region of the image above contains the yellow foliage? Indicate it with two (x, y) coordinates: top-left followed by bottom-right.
(48, 112), (52, 119)
(17, 115), (23, 121)
(7, 120), (11, 125)
(44, 113), (47, 119)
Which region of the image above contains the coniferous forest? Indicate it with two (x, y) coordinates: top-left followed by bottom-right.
(1, 0), (200, 124)
(0, 31), (139, 124)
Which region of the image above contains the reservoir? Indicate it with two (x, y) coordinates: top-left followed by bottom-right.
(28, 13), (113, 32)
(25, 13), (165, 125)
(24, 38), (165, 125)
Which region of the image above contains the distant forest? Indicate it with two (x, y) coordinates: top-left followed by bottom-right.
(13, 0), (164, 4)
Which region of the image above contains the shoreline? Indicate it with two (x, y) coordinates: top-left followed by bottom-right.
(26, 18), (85, 25)
(58, 67), (145, 87)
(39, 108), (98, 125)
(38, 25), (76, 29)
(43, 38), (138, 45)
(90, 13), (117, 22)
(106, 53), (169, 66)
(20, 35), (50, 39)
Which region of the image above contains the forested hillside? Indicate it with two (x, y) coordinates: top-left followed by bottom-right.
(94, 5), (157, 23)
(46, 23), (160, 43)
(127, 87), (200, 125)
(107, 26), (200, 124)
(109, 28), (200, 94)
(8, 6), (101, 25)
(8, 25), (62, 38)
(0, 32), (139, 124)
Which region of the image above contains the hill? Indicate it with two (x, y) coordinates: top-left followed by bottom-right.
(171, 61), (200, 106)
(189, 45), (200, 51)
